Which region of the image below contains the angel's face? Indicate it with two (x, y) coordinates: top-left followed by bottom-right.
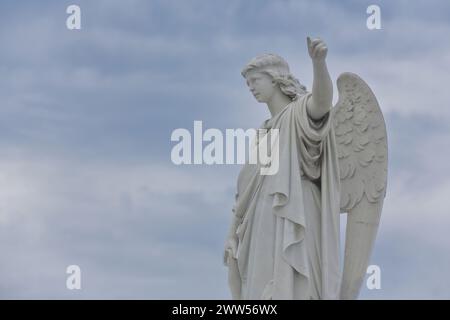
(245, 70), (276, 103)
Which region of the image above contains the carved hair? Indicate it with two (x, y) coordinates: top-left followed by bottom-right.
(241, 53), (307, 100)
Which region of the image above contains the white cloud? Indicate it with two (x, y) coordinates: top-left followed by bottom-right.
(1, 0), (450, 299)
(0, 157), (235, 298)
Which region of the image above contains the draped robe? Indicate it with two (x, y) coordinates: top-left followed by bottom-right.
(223, 93), (341, 299)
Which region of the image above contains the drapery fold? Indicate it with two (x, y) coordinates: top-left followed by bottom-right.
(224, 93), (341, 299)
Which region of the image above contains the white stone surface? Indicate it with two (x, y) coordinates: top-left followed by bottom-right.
(223, 37), (388, 300)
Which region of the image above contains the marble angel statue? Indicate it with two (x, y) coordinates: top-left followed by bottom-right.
(223, 37), (388, 300)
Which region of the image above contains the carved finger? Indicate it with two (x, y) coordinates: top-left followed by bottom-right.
(314, 44), (327, 56)
(307, 36), (314, 55)
(311, 39), (322, 51)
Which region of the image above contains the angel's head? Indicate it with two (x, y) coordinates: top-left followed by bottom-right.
(241, 53), (307, 103)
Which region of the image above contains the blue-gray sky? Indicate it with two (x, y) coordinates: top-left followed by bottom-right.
(0, 0), (450, 299)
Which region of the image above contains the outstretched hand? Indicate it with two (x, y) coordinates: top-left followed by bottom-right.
(307, 36), (328, 61)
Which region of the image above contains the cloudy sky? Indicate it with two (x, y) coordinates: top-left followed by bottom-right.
(0, 0), (449, 299)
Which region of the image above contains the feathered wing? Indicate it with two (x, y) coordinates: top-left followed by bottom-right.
(332, 72), (388, 299)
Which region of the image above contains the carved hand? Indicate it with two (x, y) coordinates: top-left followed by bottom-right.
(307, 37), (328, 62)
(224, 215), (240, 264)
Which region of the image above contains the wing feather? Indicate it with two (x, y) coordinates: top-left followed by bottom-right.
(332, 72), (388, 299)
(333, 73), (388, 211)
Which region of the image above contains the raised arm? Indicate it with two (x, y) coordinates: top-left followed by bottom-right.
(306, 37), (333, 120)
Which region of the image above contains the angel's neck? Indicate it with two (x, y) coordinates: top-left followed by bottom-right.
(266, 91), (292, 118)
